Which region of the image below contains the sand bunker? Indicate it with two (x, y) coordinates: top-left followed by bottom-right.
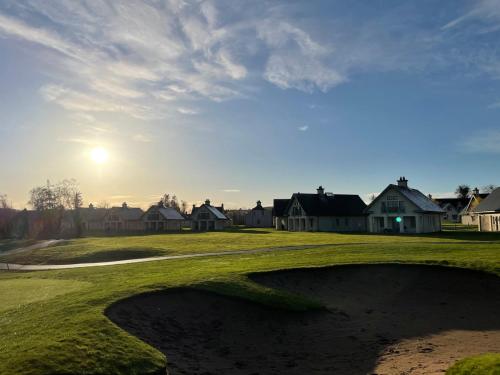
(106, 265), (500, 374)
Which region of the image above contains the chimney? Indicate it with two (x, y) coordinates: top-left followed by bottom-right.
(89, 203), (94, 209)
(256, 200), (262, 208)
(220, 203), (224, 211)
(122, 202), (128, 209)
(473, 187), (480, 195)
(397, 177), (408, 188)
(205, 199), (211, 206)
(317, 185), (325, 195)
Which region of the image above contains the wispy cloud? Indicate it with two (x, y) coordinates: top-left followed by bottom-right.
(132, 134), (153, 143)
(298, 125), (309, 131)
(177, 107), (199, 115)
(460, 129), (500, 154)
(222, 189), (241, 193)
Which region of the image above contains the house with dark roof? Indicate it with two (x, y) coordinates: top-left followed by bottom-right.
(433, 197), (469, 223)
(191, 199), (231, 231)
(273, 199), (291, 230)
(103, 202), (144, 232)
(142, 203), (185, 232)
(365, 177), (444, 233)
(459, 188), (490, 226)
(472, 187), (500, 232)
(245, 201), (273, 227)
(277, 186), (367, 232)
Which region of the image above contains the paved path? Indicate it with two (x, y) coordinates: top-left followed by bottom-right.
(0, 243), (361, 271)
(0, 240), (64, 256)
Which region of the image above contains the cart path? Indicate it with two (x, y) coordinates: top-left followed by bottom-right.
(0, 239), (497, 272)
(0, 240), (65, 256)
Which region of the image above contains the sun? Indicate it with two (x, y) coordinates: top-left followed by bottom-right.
(90, 147), (109, 164)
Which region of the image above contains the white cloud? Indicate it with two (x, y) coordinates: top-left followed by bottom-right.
(298, 125), (309, 131)
(222, 189), (240, 193)
(460, 129), (500, 154)
(132, 134), (153, 143)
(177, 107), (199, 115)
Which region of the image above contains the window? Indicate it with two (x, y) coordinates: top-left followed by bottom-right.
(198, 212), (209, 220)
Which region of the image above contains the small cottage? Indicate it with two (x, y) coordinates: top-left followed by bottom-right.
(103, 202), (144, 232)
(273, 199), (291, 230)
(191, 199), (231, 231)
(472, 187), (500, 232)
(280, 186), (367, 232)
(142, 203), (185, 232)
(365, 177), (444, 233)
(245, 201), (273, 227)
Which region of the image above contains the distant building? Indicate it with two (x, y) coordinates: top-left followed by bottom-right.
(433, 197), (468, 223)
(275, 186), (367, 232)
(472, 187), (500, 232)
(103, 202), (144, 232)
(273, 199), (291, 230)
(142, 203), (185, 232)
(225, 209), (250, 225)
(191, 199), (231, 231)
(460, 188), (489, 225)
(365, 177), (444, 233)
(245, 201), (273, 227)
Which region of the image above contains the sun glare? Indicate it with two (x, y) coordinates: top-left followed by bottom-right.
(90, 147), (109, 164)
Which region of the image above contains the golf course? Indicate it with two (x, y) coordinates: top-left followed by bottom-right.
(1, 227), (499, 374)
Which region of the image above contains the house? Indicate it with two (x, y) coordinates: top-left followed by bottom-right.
(472, 187), (500, 232)
(245, 201), (273, 227)
(225, 209), (250, 225)
(365, 177), (444, 233)
(273, 199), (291, 230)
(191, 199), (231, 231)
(460, 188), (489, 226)
(280, 186), (367, 232)
(103, 202), (144, 232)
(60, 204), (107, 236)
(433, 197), (469, 222)
(142, 203), (185, 232)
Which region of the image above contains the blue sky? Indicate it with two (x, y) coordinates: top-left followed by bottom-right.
(0, 0), (499, 209)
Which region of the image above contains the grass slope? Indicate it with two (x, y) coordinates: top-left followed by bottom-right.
(0, 230), (499, 374)
(1, 226), (498, 265)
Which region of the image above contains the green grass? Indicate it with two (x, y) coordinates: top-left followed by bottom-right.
(0, 239), (37, 254)
(0, 230), (499, 374)
(1, 226), (498, 265)
(447, 353), (500, 374)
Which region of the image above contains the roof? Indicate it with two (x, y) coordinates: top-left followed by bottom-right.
(433, 197), (469, 209)
(205, 205), (229, 220)
(273, 199), (291, 217)
(472, 187), (500, 213)
(289, 193), (367, 216)
(80, 207), (107, 222)
(108, 207), (144, 220)
(159, 207), (185, 220)
(366, 184), (445, 213)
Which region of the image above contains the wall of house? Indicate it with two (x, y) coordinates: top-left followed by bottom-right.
(478, 213), (500, 232)
(191, 206), (230, 231)
(367, 188), (442, 233)
(275, 216), (288, 230)
(461, 214), (478, 226)
(245, 210), (273, 227)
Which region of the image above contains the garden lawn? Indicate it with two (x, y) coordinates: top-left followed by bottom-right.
(1, 227), (499, 265)
(0, 231), (499, 374)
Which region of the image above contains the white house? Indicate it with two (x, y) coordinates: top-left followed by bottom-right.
(245, 201), (273, 227)
(460, 188), (490, 226)
(142, 203), (185, 232)
(191, 199), (231, 231)
(365, 177), (444, 233)
(472, 187), (500, 232)
(280, 186), (367, 232)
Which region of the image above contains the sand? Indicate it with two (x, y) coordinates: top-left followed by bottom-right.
(106, 264), (500, 374)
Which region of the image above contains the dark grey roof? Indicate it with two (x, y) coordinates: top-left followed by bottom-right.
(205, 205), (229, 220)
(472, 187), (500, 213)
(108, 207), (144, 220)
(290, 193), (367, 216)
(366, 184), (445, 213)
(159, 207), (185, 220)
(273, 199), (291, 217)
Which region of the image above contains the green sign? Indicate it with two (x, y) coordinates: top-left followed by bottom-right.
(395, 217), (402, 223)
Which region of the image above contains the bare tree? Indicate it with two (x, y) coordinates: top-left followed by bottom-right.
(0, 194), (10, 209)
(181, 200), (188, 214)
(160, 193), (181, 211)
(96, 201), (110, 209)
(482, 184), (497, 194)
(29, 179), (83, 210)
(369, 194), (377, 202)
(455, 184), (471, 199)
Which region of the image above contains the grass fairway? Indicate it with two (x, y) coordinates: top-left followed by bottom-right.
(0, 226), (498, 265)
(0, 229), (499, 374)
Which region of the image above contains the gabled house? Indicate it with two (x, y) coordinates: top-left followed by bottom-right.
(472, 187), (500, 232)
(460, 188), (490, 225)
(245, 201), (273, 227)
(433, 197), (469, 223)
(191, 199), (231, 231)
(142, 203), (185, 232)
(365, 177), (444, 233)
(103, 202), (144, 232)
(273, 199), (291, 230)
(282, 186), (367, 232)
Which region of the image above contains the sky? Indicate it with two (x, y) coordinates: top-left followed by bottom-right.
(0, 0), (500, 209)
